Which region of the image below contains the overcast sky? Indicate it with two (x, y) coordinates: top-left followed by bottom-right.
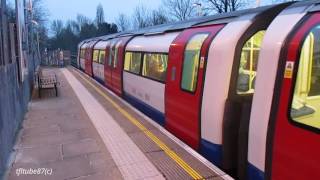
(43, 0), (162, 23)
(43, 0), (274, 24)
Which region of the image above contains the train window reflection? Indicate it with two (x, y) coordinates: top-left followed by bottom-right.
(237, 30), (265, 94)
(93, 50), (99, 62)
(109, 41), (115, 67)
(142, 53), (168, 82)
(80, 49), (85, 58)
(291, 25), (320, 129)
(124, 52), (142, 74)
(99, 50), (105, 64)
(113, 41), (122, 68)
(181, 33), (209, 92)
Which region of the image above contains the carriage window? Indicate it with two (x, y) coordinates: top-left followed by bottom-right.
(290, 25), (320, 129)
(181, 33), (209, 92)
(124, 52), (142, 74)
(81, 49), (85, 58)
(93, 50), (99, 62)
(142, 53), (168, 82)
(99, 50), (105, 64)
(237, 30), (265, 94)
(80, 49), (84, 58)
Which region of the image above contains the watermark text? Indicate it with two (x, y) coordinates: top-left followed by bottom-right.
(16, 168), (53, 176)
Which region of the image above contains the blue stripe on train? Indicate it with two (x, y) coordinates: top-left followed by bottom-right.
(200, 139), (223, 167)
(123, 93), (165, 126)
(93, 76), (104, 85)
(247, 163), (264, 180)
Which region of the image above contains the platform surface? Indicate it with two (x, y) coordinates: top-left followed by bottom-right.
(5, 67), (232, 180)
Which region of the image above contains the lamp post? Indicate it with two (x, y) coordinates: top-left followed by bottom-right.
(256, 0), (261, 7)
(193, 2), (202, 17)
(31, 20), (41, 64)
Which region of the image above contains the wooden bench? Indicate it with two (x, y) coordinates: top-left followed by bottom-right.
(37, 69), (59, 98)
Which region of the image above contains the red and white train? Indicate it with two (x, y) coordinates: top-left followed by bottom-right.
(77, 1), (320, 179)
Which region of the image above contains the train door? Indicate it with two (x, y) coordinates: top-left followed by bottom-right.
(77, 42), (84, 69)
(105, 39), (115, 89)
(268, 13), (320, 180)
(85, 41), (96, 76)
(165, 25), (224, 149)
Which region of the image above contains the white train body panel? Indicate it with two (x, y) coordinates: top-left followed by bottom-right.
(92, 62), (105, 81)
(123, 72), (165, 113)
(80, 58), (85, 70)
(201, 14), (257, 145)
(77, 42), (84, 68)
(126, 32), (179, 53)
(92, 41), (109, 80)
(248, 6), (308, 172)
(123, 32), (180, 114)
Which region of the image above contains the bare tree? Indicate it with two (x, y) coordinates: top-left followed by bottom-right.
(116, 13), (131, 32)
(51, 20), (63, 36)
(95, 3), (105, 25)
(162, 0), (196, 21)
(150, 8), (169, 26)
(32, 0), (49, 25)
(132, 4), (151, 29)
(77, 14), (91, 25)
(202, 0), (246, 14)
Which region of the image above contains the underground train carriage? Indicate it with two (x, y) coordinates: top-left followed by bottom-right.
(248, 1), (320, 180)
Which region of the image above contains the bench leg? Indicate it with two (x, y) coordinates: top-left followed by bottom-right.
(55, 84), (58, 97)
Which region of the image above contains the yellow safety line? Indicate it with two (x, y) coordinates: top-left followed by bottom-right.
(72, 69), (204, 180)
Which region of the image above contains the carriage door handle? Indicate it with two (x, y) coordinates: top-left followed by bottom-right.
(171, 67), (176, 81)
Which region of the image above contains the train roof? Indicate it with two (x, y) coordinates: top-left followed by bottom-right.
(287, 0), (320, 9)
(128, 3), (291, 36)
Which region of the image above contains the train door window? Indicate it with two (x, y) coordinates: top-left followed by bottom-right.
(80, 49), (84, 58)
(142, 53), (168, 82)
(290, 24), (320, 129)
(124, 52), (142, 74)
(99, 50), (105, 64)
(181, 33), (209, 92)
(93, 49), (99, 63)
(109, 42), (115, 67)
(236, 30), (265, 94)
(113, 41), (122, 68)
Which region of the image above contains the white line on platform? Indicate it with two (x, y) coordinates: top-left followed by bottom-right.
(72, 67), (233, 180)
(62, 69), (164, 180)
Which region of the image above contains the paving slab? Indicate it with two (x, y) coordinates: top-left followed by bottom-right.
(62, 139), (100, 158)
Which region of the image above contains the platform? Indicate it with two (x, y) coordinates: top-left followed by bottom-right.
(5, 67), (232, 180)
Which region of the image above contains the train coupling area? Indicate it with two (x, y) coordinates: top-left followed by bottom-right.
(5, 67), (232, 180)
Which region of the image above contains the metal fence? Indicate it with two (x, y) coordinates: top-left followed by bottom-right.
(42, 50), (72, 67)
